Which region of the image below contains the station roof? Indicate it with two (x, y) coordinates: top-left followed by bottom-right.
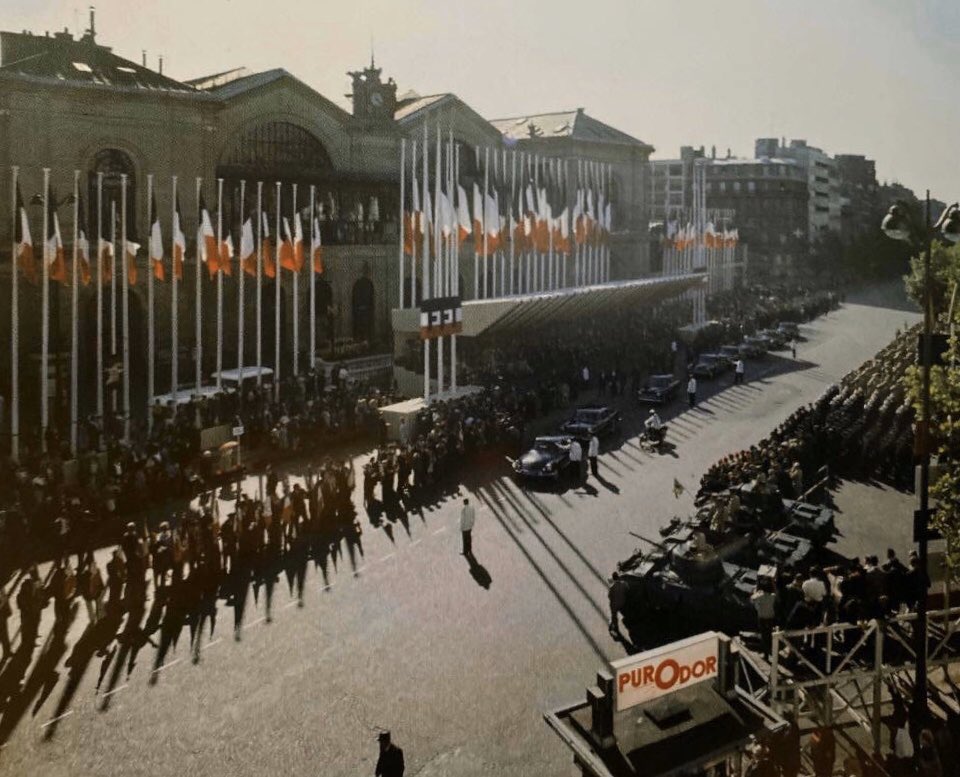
(490, 109), (653, 151)
(0, 29), (196, 94)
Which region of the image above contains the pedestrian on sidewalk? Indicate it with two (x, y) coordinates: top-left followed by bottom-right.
(375, 730), (405, 777)
(460, 498), (476, 557)
(791, 340), (797, 360)
(588, 434), (600, 478)
(687, 376), (698, 408)
(734, 358), (745, 385)
(608, 572), (628, 636)
(568, 437), (584, 484)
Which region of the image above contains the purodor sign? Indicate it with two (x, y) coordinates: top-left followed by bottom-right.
(609, 632), (720, 712)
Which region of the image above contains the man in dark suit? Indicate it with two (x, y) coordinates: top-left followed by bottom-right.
(375, 730), (404, 777)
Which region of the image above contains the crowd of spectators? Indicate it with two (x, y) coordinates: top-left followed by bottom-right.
(0, 366), (397, 574)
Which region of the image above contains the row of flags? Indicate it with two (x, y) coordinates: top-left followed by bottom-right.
(13, 183), (326, 287)
(402, 179), (613, 259)
(665, 221), (740, 251)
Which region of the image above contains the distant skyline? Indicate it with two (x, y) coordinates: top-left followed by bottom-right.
(7, 0), (959, 201)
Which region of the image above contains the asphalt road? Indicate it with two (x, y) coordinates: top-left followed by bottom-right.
(0, 282), (921, 777)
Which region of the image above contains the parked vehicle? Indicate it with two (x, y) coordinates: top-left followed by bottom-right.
(720, 345), (743, 362)
(759, 328), (789, 348)
(637, 374), (681, 405)
(692, 353), (730, 379)
(559, 405), (622, 438)
(777, 321), (800, 339)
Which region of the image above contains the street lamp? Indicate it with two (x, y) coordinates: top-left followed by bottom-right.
(880, 192), (955, 721)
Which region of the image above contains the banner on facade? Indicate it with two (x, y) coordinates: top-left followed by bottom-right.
(419, 296), (463, 339)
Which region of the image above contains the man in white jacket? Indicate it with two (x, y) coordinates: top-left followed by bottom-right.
(460, 498), (476, 557)
(587, 434), (600, 478)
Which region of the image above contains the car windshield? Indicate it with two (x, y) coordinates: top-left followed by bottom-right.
(534, 440), (561, 453)
(700, 355), (718, 365)
(649, 376), (672, 388)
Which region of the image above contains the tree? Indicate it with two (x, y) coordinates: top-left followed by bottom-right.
(902, 239), (960, 575)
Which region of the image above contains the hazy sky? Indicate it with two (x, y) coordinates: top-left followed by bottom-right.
(8, 0), (960, 200)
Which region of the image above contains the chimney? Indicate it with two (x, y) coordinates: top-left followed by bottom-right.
(88, 6), (96, 40)
(711, 145), (716, 160)
(158, 55), (163, 74)
(142, 50), (147, 67)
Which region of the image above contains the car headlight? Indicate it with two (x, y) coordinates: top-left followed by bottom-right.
(513, 460), (522, 471)
(544, 461), (555, 472)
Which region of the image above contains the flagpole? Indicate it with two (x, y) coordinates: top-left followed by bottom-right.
(238, 179), (246, 384)
(309, 183), (315, 369)
(410, 139), (417, 308)
(274, 181), (281, 403)
(195, 177), (202, 402)
(9, 166), (19, 461)
(121, 173), (131, 442)
(41, 167), (50, 450)
(398, 138), (406, 310)
(256, 181), (263, 386)
(146, 173), (155, 433)
(292, 182), (299, 378)
(96, 172), (104, 426)
(171, 175), (178, 407)
(422, 124), (430, 402)
(70, 169), (80, 455)
(548, 158), (555, 292)
(434, 124), (443, 396)
(451, 142), (459, 394)
(483, 146), (489, 300)
(216, 177), (224, 391)
(110, 198), (118, 415)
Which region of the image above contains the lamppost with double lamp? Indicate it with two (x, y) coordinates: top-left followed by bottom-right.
(881, 193), (960, 720)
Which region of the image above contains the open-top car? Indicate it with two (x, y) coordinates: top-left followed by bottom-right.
(559, 404), (622, 438)
(692, 353), (730, 379)
(638, 374), (681, 405)
(513, 436), (577, 480)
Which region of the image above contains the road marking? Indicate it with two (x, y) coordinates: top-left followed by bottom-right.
(354, 565), (368, 575)
(203, 638), (222, 650)
(433, 526), (447, 535)
(244, 617), (265, 630)
(283, 599), (300, 609)
(101, 684), (128, 698)
(379, 553), (395, 562)
(321, 583), (335, 591)
(41, 710), (73, 728)
(151, 658), (181, 674)
(410, 539), (421, 547)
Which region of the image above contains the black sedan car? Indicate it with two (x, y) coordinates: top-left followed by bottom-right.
(513, 436), (577, 481)
(638, 374), (681, 405)
(559, 405), (622, 438)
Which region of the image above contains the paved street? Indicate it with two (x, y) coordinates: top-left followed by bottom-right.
(0, 283), (920, 777)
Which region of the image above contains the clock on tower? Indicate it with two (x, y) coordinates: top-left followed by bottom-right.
(347, 57), (397, 123)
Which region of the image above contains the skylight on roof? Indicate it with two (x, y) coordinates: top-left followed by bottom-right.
(514, 117), (527, 125)
(555, 123), (570, 133)
(117, 66), (136, 74)
(72, 62), (92, 73)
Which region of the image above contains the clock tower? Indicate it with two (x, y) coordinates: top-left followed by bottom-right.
(347, 57), (398, 124)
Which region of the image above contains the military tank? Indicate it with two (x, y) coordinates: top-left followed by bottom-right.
(617, 488), (832, 636)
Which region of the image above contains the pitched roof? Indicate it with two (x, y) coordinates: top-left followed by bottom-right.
(394, 93), (451, 122)
(490, 109), (652, 149)
(0, 30), (195, 94)
(196, 67), (352, 120)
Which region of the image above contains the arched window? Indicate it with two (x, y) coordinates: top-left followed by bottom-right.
(352, 278), (375, 342)
(87, 148), (137, 240)
(221, 121), (332, 178)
